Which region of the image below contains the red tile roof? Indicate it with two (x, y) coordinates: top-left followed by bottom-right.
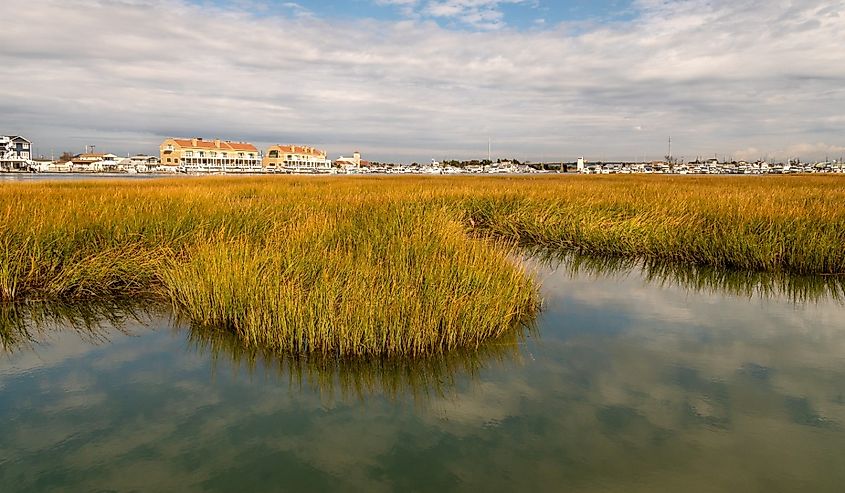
(226, 142), (255, 151)
(269, 145), (326, 158)
(170, 138), (257, 153)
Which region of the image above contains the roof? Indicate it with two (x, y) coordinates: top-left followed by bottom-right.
(74, 154), (104, 161)
(169, 138), (257, 153)
(228, 142), (257, 152)
(269, 144), (326, 157)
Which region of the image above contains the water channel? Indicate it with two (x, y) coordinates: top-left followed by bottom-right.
(1, 257), (844, 491)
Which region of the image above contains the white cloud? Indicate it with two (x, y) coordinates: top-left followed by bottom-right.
(0, 0), (843, 162)
(423, 0), (531, 29)
(734, 142), (845, 162)
(378, 0), (534, 29)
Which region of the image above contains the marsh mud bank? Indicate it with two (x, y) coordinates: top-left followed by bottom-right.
(2, 258), (845, 492)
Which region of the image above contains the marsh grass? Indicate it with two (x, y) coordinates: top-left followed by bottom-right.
(459, 175), (845, 274)
(162, 204), (536, 356)
(1, 175), (843, 355)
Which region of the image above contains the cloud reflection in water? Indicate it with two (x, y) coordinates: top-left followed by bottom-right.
(1, 257), (844, 491)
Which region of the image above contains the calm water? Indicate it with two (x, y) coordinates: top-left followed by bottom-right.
(2, 260), (844, 492)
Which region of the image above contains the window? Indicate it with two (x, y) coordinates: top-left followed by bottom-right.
(269, 150), (278, 158)
(185, 151), (193, 157)
(167, 158), (171, 163)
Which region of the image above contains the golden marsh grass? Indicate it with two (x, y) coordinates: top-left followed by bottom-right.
(1, 175), (843, 355)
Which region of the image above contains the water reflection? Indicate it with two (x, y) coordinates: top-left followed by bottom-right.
(1, 301), (528, 404)
(1, 258), (845, 491)
(0, 301), (151, 353)
(186, 325), (526, 403)
(529, 248), (845, 303)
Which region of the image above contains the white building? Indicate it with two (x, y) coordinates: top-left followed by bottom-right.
(577, 157), (586, 173)
(1, 135), (33, 171)
(65, 153), (120, 172)
(31, 158), (56, 172)
(117, 155), (160, 173)
(334, 151), (371, 172)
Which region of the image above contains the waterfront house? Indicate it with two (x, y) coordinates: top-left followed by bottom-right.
(67, 152), (120, 172)
(263, 145), (332, 173)
(117, 155), (160, 173)
(160, 138), (261, 173)
(335, 151), (371, 172)
(0, 135), (33, 171)
(31, 158), (56, 172)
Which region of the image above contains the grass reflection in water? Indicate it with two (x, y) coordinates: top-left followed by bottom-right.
(529, 249), (845, 304)
(0, 300), (530, 404)
(186, 324), (528, 404)
(4, 251), (841, 404)
(0, 300), (156, 354)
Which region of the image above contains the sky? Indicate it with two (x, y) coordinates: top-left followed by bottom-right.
(1, 0), (843, 163)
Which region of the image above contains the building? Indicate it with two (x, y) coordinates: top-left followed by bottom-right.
(30, 158), (56, 173)
(334, 151), (371, 171)
(117, 155), (160, 173)
(576, 157), (586, 173)
(1, 135), (33, 171)
(263, 145), (331, 173)
(64, 153), (121, 172)
(159, 138), (262, 173)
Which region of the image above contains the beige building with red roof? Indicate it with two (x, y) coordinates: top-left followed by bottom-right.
(160, 138), (261, 172)
(263, 145), (332, 173)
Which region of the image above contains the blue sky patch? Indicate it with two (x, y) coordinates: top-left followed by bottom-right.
(196, 0), (638, 30)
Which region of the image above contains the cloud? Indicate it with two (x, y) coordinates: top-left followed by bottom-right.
(781, 143), (845, 160)
(0, 0), (843, 162)
(734, 142), (845, 162)
(377, 0), (536, 30)
(426, 0), (532, 29)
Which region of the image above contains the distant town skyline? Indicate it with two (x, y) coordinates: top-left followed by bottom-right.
(1, 0), (843, 163)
